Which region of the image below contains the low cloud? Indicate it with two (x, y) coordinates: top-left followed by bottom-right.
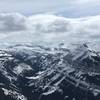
(0, 13), (27, 32)
(27, 14), (70, 33)
(0, 13), (100, 44)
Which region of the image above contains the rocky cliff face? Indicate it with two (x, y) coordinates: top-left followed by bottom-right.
(0, 43), (100, 100)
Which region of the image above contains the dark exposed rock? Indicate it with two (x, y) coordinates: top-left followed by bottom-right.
(0, 44), (100, 100)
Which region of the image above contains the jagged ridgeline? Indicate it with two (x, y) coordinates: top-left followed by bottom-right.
(0, 43), (100, 100)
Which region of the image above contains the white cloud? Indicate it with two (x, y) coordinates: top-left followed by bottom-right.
(0, 13), (100, 45)
(27, 15), (70, 33)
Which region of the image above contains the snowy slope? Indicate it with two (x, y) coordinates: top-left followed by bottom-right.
(0, 43), (100, 100)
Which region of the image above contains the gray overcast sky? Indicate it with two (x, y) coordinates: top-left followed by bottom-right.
(0, 0), (100, 17)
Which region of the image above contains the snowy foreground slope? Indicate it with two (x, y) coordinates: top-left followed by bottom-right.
(0, 43), (100, 100)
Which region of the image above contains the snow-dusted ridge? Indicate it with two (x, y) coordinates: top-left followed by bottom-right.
(0, 43), (100, 100)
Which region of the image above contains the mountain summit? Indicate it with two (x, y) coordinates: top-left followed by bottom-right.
(0, 43), (100, 100)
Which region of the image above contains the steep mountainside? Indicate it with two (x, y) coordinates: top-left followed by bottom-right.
(0, 44), (100, 100)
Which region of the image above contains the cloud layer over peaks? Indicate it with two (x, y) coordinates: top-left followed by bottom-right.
(0, 13), (100, 44)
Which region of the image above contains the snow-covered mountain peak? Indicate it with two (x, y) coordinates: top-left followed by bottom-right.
(0, 43), (100, 100)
